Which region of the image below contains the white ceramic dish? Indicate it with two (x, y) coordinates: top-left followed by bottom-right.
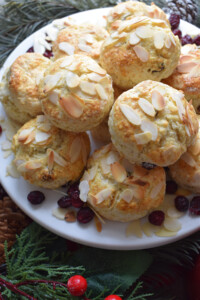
(0, 7), (200, 250)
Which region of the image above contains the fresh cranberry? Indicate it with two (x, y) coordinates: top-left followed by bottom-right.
(104, 296), (122, 300)
(27, 191), (45, 205)
(0, 125), (2, 135)
(77, 207), (94, 224)
(67, 182), (84, 208)
(148, 210), (165, 226)
(141, 162), (156, 170)
(27, 46), (34, 53)
(173, 29), (182, 39)
(57, 195), (72, 208)
(193, 35), (200, 46)
(43, 49), (53, 59)
(71, 197), (84, 208)
(189, 196), (200, 215)
(175, 196), (189, 212)
(166, 180), (178, 194)
(181, 35), (193, 46)
(169, 14), (180, 30)
(67, 275), (87, 296)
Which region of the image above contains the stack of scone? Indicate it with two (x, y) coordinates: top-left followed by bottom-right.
(0, 1), (199, 223)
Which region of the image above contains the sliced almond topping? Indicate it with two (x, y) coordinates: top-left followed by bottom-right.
(164, 35), (171, 49)
(119, 103), (141, 125)
(100, 157), (111, 174)
(78, 43), (92, 53)
(37, 122), (51, 133)
(151, 90), (166, 111)
(87, 64), (106, 75)
(135, 26), (153, 38)
(138, 98), (156, 117)
(53, 150), (68, 167)
(48, 150), (54, 172)
(181, 152), (196, 167)
(84, 34), (94, 44)
(88, 72), (103, 82)
(52, 207), (69, 220)
(169, 33), (176, 46)
(172, 93), (185, 121)
(154, 31), (165, 49)
(58, 42), (75, 55)
(95, 188), (113, 204)
(121, 189), (134, 203)
(36, 115), (47, 123)
(189, 138), (200, 155)
(150, 182), (164, 199)
(180, 55), (194, 64)
(66, 72), (80, 88)
(35, 131), (51, 144)
(67, 61), (82, 72)
(141, 119), (158, 141)
(80, 81), (96, 96)
(134, 131), (152, 144)
(95, 84), (108, 100)
(59, 95), (83, 118)
(60, 56), (74, 68)
(25, 161), (43, 170)
(49, 90), (59, 105)
(23, 131), (35, 145)
(107, 151), (120, 165)
(111, 161), (127, 183)
(79, 180), (90, 202)
(188, 64), (200, 78)
(88, 165), (98, 181)
(44, 73), (61, 92)
(133, 45), (149, 62)
(18, 128), (34, 142)
(177, 62), (198, 73)
(164, 217), (182, 232)
(69, 137), (82, 163)
(118, 17), (148, 33)
(129, 32), (140, 45)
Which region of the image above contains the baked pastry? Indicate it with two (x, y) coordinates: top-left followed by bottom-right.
(79, 143), (166, 222)
(100, 16), (181, 89)
(12, 115), (90, 189)
(169, 116), (200, 193)
(163, 44), (200, 114)
(108, 80), (199, 167)
(52, 23), (108, 61)
(106, 1), (169, 32)
(0, 53), (51, 124)
(90, 84), (124, 143)
(39, 54), (114, 132)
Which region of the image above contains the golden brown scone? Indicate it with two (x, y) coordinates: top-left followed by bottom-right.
(90, 84), (124, 143)
(52, 23), (108, 61)
(0, 53), (51, 124)
(12, 115), (90, 189)
(106, 1), (169, 32)
(163, 44), (200, 114)
(100, 16), (181, 90)
(108, 80), (199, 167)
(169, 117), (200, 193)
(39, 54), (114, 132)
(79, 143), (166, 222)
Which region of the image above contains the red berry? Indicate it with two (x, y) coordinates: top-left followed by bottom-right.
(169, 13), (180, 30)
(104, 295), (122, 300)
(57, 195), (72, 208)
(27, 46), (34, 53)
(175, 196), (189, 212)
(189, 196), (200, 215)
(27, 191), (45, 205)
(148, 210), (165, 226)
(173, 29), (182, 39)
(77, 207), (94, 224)
(181, 34), (193, 46)
(67, 275), (87, 296)
(43, 49), (53, 59)
(166, 180), (177, 194)
(193, 35), (200, 46)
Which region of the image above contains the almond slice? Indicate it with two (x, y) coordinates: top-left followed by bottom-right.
(25, 161), (43, 170)
(138, 98), (156, 117)
(154, 31), (165, 49)
(181, 152), (196, 167)
(119, 103), (141, 125)
(167, 207), (184, 218)
(95, 188), (113, 204)
(79, 180), (90, 202)
(188, 64), (200, 78)
(36, 115), (46, 123)
(106, 151), (120, 165)
(49, 90), (59, 105)
(133, 45), (149, 62)
(78, 43), (92, 53)
(69, 137), (82, 163)
(53, 151), (68, 167)
(35, 131), (51, 144)
(60, 56), (74, 68)
(44, 73), (61, 92)
(155, 228), (178, 237)
(134, 131), (152, 144)
(141, 119), (158, 141)
(84, 34), (94, 44)
(37, 122), (51, 133)
(121, 189), (134, 203)
(135, 26), (153, 38)
(66, 72), (80, 88)
(23, 130), (36, 145)
(18, 128), (34, 142)
(88, 72), (103, 82)
(177, 62), (197, 73)
(87, 64), (106, 75)
(80, 81), (96, 96)
(172, 93), (185, 121)
(189, 138), (200, 155)
(164, 35), (171, 49)
(129, 32), (140, 45)
(150, 182), (164, 199)
(100, 157), (111, 174)
(59, 95), (83, 118)
(48, 150), (54, 172)
(111, 161), (127, 183)
(179, 55), (194, 64)
(58, 42), (75, 55)
(52, 207), (69, 220)
(169, 33), (176, 46)
(95, 84), (108, 100)
(164, 217), (182, 232)
(151, 90), (166, 111)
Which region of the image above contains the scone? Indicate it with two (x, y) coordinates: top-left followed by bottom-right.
(108, 80), (199, 167)
(12, 115), (90, 189)
(79, 143), (166, 222)
(100, 16), (181, 89)
(163, 44), (200, 114)
(39, 54), (114, 132)
(52, 23), (109, 61)
(0, 53), (51, 124)
(106, 1), (169, 32)
(169, 117), (200, 193)
(90, 84), (124, 143)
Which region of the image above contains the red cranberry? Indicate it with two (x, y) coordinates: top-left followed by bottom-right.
(181, 35), (193, 46)
(67, 275), (87, 296)
(0, 125), (2, 135)
(175, 196), (189, 212)
(193, 35), (200, 46)
(27, 191), (45, 205)
(57, 195), (72, 208)
(189, 196), (200, 215)
(27, 46), (34, 53)
(173, 29), (182, 39)
(68, 182), (79, 196)
(71, 197), (84, 208)
(67, 182), (84, 208)
(43, 49), (53, 59)
(148, 210), (165, 226)
(169, 14), (180, 30)
(166, 180), (178, 194)
(104, 296), (122, 300)
(77, 207), (94, 224)
(141, 162), (156, 170)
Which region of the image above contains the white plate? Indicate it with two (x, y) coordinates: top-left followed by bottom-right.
(0, 8), (200, 250)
